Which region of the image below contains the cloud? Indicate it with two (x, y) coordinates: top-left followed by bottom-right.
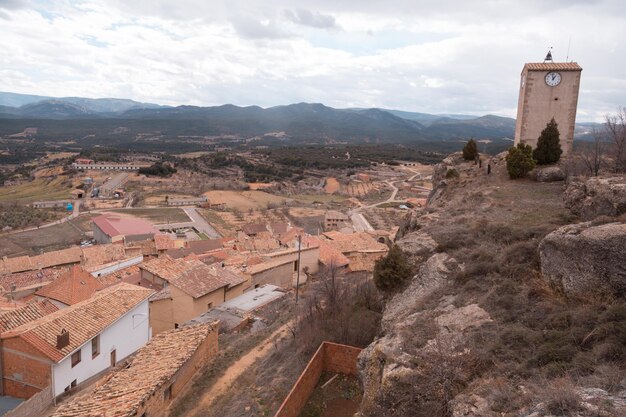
(0, 0), (623, 121)
(284, 9), (338, 29)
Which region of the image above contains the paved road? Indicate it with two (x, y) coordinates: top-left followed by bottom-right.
(154, 207), (223, 238)
(100, 173), (129, 197)
(351, 212), (374, 232)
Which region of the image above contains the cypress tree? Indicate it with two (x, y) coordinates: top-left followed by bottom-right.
(462, 138), (478, 161)
(533, 118), (563, 165)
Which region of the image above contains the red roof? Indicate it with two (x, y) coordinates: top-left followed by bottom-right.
(35, 265), (105, 305)
(524, 62), (582, 71)
(93, 214), (160, 238)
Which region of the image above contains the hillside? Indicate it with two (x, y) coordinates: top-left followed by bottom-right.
(358, 154), (626, 416)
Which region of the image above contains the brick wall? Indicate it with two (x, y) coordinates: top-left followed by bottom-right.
(3, 386), (53, 417)
(274, 342), (362, 417)
(2, 338), (52, 399)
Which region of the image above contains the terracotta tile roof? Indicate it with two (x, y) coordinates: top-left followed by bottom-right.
(2, 283), (154, 362)
(348, 252), (386, 272)
(139, 255), (192, 282)
(242, 223), (268, 235)
(93, 214), (160, 238)
(169, 262), (244, 298)
(322, 232), (388, 254)
(0, 300), (58, 333)
(31, 247), (82, 269)
(306, 236), (350, 268)
(149, 286), (172, 302)
(80, 244), (126, 267)
(324, 210), (349, 221)
(0, 299), (26, 312)
(524, 62), (582, 71)
(154, 234), (176, 251)
(141, 255), (244, 297)
(125, 239), (158, 256)
(278, 227), (305, 246)
(35, 266), (105, 306)
(246, 258), (294, 275)
(187, 239), (224, 254)
(51, 322), (218, 417)
(0, 268), (66, 292)
(0, 256), (33, 274)
(269, 222), (289, 235)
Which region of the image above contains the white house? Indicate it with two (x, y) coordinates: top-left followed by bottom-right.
(0, 283), (154, 399)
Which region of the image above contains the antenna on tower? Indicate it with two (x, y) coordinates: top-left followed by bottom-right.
(544, 47), (554, 63)
(566, 36), (572, 62)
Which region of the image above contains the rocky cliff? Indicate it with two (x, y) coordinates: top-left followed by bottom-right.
(358, 156), (626, 416)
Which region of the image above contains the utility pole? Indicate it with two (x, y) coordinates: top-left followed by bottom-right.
(295, 234), (302, 304)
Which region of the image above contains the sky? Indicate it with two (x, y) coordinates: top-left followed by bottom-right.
(0, 0), (624, 121)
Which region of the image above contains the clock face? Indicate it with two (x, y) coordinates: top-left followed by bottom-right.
(545, 72), (561, 87)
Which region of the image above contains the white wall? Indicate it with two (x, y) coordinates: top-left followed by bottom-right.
(51, 300), (150, 396)
(90, 256), (143, 278)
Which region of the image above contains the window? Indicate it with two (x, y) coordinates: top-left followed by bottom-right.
(207, 302), (213, 310)
(294, 260), (299, 272)
(71, 350), (81, 367)
(70, 380), (77, 389)
(174, 323), (179, 329)
(164, 385), (172, 401)
(92, 335), (100, 359)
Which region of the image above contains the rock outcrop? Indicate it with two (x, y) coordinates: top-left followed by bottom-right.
(531, 166), (565, 182)
(358, 253), (494, 417)
(539, 221), (626, 298)
(395, 231), (437, 263)
(564, 176), (626, 220)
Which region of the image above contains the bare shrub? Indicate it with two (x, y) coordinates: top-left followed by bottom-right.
(534, 377), (583, 416)
(293, 267), (383, 354)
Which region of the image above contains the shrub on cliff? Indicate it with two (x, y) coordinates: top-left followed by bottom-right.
(462, 138), (478, 161)
(374, 245), (412, 292)
(506, 143), (536, 179)
(534, 118), (563, 165)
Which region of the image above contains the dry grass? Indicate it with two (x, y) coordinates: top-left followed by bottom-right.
(0, 177), (74, 204)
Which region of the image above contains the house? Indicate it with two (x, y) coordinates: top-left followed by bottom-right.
(321, 231), (389, 272)
(31, 200), (71, 209)
(34, 265), (105, 308)
(242, 223), (268, 237)
(324, 211), (350, 231)
(92, 214), (161, 244)
(0, 300), (58, 334)
(0, 283), (154, 399)
(231, 244), (320, 290)
(50, 322), (219, 417)
(141, 256), (246, 334)
(69, 189), (84, 199)
(188, 284), (285, 333)
(0, 268), (67, 300)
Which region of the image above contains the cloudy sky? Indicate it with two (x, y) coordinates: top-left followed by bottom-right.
(0, 0), (624, 121)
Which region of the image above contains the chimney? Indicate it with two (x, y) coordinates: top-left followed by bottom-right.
(56, 329), (70, 349)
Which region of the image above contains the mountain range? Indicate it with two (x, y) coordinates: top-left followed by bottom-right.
(0, 92), (597, 145)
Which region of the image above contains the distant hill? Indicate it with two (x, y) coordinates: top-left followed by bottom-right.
(0, 92), (601, 146)
(0, 92), (164, 116)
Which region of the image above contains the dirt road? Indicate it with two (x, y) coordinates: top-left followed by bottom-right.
(185, 323), (292, 417)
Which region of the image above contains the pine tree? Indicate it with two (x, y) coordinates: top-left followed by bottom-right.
(506, 143), (536, 179)
(533, 118), (563, 165)
(373, 245), (412, 292)
(462, 138), (478, 161)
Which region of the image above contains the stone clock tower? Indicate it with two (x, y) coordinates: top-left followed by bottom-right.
(514, 53), (582, 156)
